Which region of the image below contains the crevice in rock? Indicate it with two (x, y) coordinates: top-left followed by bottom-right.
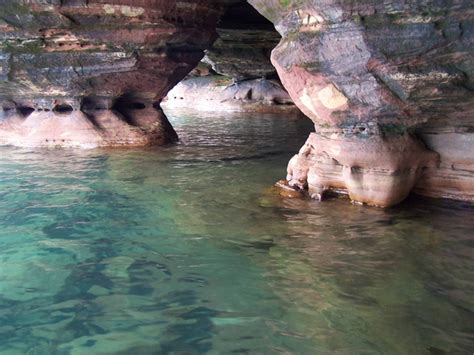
(53, 104), (74, 115)
(111, 96), (146, 126)
(81, 97), (109, 112)
(17, 107), (35, 117)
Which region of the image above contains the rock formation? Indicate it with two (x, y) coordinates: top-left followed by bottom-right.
(0, 0), (231, 148)
(163, 75), (299, 113)
(164, 1), (299, 113)
(203, 1), (279, 80)
(249, 0), (474, 206)
(0, 0), (472, 206)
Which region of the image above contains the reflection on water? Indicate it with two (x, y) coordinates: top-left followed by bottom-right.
(0, 110), (472, 354)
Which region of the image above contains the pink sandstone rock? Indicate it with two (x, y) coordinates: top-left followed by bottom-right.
(249, 0), (474, 206)
(0, 0), (234, 147)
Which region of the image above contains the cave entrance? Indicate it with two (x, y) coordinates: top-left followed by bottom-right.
(162, 0), (300, 115)
(161, 0), (313, 183)
(53, 104), (74, 115)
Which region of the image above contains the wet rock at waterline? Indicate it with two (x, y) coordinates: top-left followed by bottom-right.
(0, 0), (473, 206)
(249, 0), (474, 206)
(285, 131), (439, 207)
(0, 102), (177, 148)
(0, 0), (230, 147)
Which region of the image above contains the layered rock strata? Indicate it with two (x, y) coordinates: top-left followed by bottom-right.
(0, 0), (229, 147)
(203, 1), (280, 80)
(249, 0), (474, 206)
(0, 0), (472, 206)
(164, 0), (299, 113)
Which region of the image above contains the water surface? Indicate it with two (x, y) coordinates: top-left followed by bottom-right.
(0, 110), (472, 354)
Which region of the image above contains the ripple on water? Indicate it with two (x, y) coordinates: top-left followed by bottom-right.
(0, 111), (472, 354)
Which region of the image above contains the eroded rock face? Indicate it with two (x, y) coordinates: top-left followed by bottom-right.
(287, 130), (439, 207)
(163, 76), (299, 113)
(0, 0), (228, 147)
(163, 0), (300, 113)
(1, 0), (472, 205)
(203, 1), (280, 80)
(249, 0), (474, 205)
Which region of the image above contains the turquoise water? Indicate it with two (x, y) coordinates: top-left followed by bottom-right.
(0, 110), (473, 354)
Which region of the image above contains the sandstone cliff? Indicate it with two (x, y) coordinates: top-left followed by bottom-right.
(249, 0), (474, 206)
(0, 0), (231, 147)
(0, 0), (472, 206)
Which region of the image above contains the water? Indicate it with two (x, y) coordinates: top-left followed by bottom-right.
(0, 110), (472, 354)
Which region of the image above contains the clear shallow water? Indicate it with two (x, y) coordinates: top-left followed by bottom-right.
(0, 110), (473, 355)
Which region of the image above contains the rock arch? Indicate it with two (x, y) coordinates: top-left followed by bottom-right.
(0, 0), (472, 205)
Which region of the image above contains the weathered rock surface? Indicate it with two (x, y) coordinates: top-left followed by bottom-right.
(163, 75), (299, 113)
(286, 131), (439, 207)
(203, 1), (280, 80)
(249, 0), (474, 205)
(0, 0), (472, 206)
(164, 0), (299, 113)
(0, 0), (229, 147)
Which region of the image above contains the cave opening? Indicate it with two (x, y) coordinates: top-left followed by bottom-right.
(81, 97), (109, 111)
(159, 0), (315, 201)
(163, 0), (300, 115)
(53, 104), (74, 114)
(129, 102), (147, 110)
(159, 0), (314, 189)
(17, 106), (35, 117)
(112, 96), (150, 113)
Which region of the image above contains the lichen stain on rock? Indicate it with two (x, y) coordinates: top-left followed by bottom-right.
(317, 84), (348, 110)
(299, 87), (319, 117)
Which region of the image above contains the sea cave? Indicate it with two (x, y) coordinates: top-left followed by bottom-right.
(0, 1), (473, 353)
